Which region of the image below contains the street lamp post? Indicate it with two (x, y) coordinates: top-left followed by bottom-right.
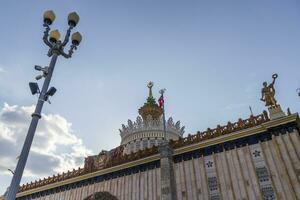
(159, 88), (167, 142)
(5, 10), (82, 200)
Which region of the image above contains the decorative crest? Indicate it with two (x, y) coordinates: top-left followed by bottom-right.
(119, 116), (185, 137)
(260, 73), (278, 107)
(138, 82), (163, 120)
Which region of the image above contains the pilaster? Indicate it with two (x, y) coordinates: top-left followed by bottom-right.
(159, 142), (177, 200)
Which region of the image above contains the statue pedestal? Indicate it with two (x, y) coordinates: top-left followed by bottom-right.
(268, 105), (286, 120)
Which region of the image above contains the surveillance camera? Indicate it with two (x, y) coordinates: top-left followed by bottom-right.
(35, 75), (43, 80)
(46, 87), (57, 96)
(34, 65), (43, 71)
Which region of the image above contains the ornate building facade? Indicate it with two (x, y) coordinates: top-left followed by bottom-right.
(2, 76), (300, 200)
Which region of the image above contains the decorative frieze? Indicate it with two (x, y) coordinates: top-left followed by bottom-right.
(250, 144), (276, 200)
(204, 155), (221, 200)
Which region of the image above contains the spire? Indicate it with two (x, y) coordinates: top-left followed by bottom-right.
(138, 81), (163, 120)
(146, 81), (156, 105)
(148, 81), (154, 98)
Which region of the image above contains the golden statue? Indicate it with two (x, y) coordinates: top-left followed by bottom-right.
(260, 74), (278, 107)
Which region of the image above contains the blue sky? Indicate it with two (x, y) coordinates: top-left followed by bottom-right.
(0, 0), (300, 194)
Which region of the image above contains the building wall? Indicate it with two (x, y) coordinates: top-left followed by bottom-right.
(20, 167), (160, 200)
(173, 129), (300, 200)
(15, 121), (300, 200)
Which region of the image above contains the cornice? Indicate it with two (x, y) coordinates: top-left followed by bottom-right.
(173, 114), (298, 156)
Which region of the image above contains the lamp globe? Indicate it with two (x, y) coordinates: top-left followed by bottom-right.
(49, 29), (61, 43)
(71, 32), (82, 46)
(43, 10), (56, 25)
(68, 12), (80, 27)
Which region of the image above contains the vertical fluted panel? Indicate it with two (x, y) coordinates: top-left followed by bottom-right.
(289, 130), (300, 158)
(282, 133), (300, 180)
(156, 168), (161, 200)
(140, 171), (145, 200)
(88, 183), (94, 197)
(188, 159), (197, 199)
(183, 160), (194, 199)
(120, 176), (125, 200)
(215, 152), (232, 200)
(113, 177), (118, 197)
(192, 158), (205, 200)
(178, 161), (187, 200)
(52, 190), (56, 200)
(143, 170), (148, 200)
(132, 173), (137, 200)
(54, 189), (59, 200)
(152, 168), (156, 200)
(269, 137), (296, 199)
(275, 135), (300, 198)
(174, 162), (182, 200)
(261, 140), (287, 199)
(226, 150), (242, 198)
(117, 176), (122, 198)
(236, 147), (256, 200)
(64, 187), (70, 200)
(232, 148), (248, 199)
(128, 173), (133, 200)
(122, 175), (129, 200)
(68, 186), (75, 199)
(148, 169), (153, 200)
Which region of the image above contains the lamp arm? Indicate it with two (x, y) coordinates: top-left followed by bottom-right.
(62, 26), (73, 47)
(60, 44), (77, 59)
(43, 23), (53, 48)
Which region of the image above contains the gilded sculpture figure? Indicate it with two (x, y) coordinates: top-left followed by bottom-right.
(260, 74), (278, 107)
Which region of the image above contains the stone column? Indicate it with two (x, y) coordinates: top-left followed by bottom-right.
(159, 142), (177, 200)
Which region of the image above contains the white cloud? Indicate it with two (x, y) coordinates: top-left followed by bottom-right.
(0, 66), (6, 73)
(0, 103), (92, 181)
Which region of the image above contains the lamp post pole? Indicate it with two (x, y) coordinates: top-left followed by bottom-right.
(5, 10), (82, 200)
(159, 89), (167, 142)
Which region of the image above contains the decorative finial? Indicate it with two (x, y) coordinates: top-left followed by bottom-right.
(260, 73), (278, 107)
(147, 81), (154, 98)
(138, 81), (163, 120)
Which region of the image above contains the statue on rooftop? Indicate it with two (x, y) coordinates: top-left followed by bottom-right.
(260, 74), (278, 107)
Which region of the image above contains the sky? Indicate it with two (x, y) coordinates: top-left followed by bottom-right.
(0, 0), (300, 194)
